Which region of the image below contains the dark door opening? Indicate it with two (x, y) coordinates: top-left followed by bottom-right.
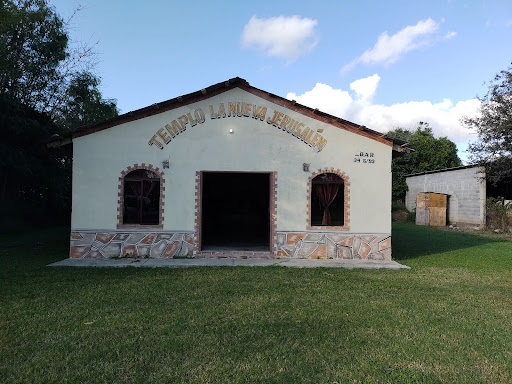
(201, 172), (270, 251)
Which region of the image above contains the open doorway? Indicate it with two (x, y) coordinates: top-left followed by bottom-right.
(201, 172), (270, 251)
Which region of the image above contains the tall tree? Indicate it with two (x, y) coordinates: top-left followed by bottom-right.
(388, 122), (462, 201)
(0, 0), (68, 110)
(0, 0), (118, 224)
(0, 0), (98, 117)
(464, 63), (512, 185)
(0, 94), (71, 216)
(55, 71), (118, 130)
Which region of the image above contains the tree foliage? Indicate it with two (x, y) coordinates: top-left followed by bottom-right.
(0, 0), (69, 113)
(0, 0), (114, 120)
(0, 94), (71, 217)
(55, 71), (118, 130)
(388, 122), (462, 201)
(464, 63), (512, 185)
(0, 0), (118, 224)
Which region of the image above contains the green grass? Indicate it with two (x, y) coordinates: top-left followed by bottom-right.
(1, 223), (511, 383)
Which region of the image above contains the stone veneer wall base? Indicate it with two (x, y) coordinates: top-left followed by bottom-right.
(69, 232), (194, 259)
(69, 231), (391, 260)
(276, 232), (391, 260)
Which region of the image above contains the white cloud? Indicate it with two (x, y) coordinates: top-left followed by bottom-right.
(286, 75), (481, 146)
(287, 83), (354, 117)
(341, 18), (453, 73)
(350, 74), (380, 101)
(241, 15), (318, 62)
(357, 99), (481, 144)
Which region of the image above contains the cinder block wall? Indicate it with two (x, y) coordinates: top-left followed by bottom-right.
(405, 166), (486, 226)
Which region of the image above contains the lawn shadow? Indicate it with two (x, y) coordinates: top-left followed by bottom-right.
(392, 222), (508, 261)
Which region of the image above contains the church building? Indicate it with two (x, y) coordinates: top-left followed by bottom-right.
(55, 77), (404, 260)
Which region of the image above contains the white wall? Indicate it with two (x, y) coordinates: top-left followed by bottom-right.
(405, 166), (486, 226)
(72, 88), (392, 234)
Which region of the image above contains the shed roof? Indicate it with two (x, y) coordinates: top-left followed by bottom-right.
(405, 164), (483, 178)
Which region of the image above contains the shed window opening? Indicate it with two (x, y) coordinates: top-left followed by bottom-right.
(311, 173), (344, 226)
(123, 169), (160, 225)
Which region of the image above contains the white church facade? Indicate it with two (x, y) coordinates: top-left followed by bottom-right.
(62, 78), (399, 260)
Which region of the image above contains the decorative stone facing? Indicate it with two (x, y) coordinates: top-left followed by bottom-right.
(116, 163), (165, 229)
(70, 231), (390, 260)
(269, 171), (278, 256)
(307, 168), (350, 231)
(276, 232), (391, 260)
(69, 232), (194, 259)
(193, 171), (202, 255)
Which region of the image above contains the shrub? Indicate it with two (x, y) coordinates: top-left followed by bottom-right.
(391, 200), (407, 212)
(406, 209), (416, 223)
(486, 197), (511, 231)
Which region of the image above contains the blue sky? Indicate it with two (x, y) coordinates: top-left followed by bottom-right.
(50, 0), (512, 162)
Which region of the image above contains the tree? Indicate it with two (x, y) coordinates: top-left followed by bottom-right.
(0, 0), (98, 117)
(0, 0), (118, 224)
(464, 63), (512, 185)
(0, 94), (71, 218)
(388, 122), (462, 201)
(55, 71), (118, 130)
(0, 0), (68, 110)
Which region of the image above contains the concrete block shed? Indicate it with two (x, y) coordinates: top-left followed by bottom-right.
(405, 165), (486, 227)
(51, 77), (408, 260)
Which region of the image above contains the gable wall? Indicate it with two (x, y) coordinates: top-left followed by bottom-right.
(71, 88), (392, 258)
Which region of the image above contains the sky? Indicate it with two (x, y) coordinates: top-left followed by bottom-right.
(49, 0), (512, 163)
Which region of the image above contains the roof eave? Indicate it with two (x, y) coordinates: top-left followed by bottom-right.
(48, 76), (396, 148)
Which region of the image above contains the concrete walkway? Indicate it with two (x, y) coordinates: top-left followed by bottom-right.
(49, 258), (410, 270)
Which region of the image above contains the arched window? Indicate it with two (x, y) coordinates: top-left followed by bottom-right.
(123, 169), (161, 225)
(311, 173), (345, 227)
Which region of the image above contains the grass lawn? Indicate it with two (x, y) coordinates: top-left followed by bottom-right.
(1, 223), (511, 383)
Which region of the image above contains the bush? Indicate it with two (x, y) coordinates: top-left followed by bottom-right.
(392, 200), (407, 212)
(486, 197), (511, 231)
(391, 201), (410, 222)
(0, 199), (70, 233)
(406, 209), (416, 223)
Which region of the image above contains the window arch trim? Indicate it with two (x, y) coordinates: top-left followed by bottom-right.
(117, 163), (165, 229)
(307, 168), (350, 231)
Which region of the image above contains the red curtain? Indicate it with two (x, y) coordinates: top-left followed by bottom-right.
(143, 180), (156, 200)
(128, 180), (156, 201)
(127, 180), (157, 223)
(314, 183), (340, 225)
(128, 180), (142, 199)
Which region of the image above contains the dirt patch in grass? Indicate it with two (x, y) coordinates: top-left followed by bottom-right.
(392, 209), (408, 221)
(439, 224), (512, 241)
